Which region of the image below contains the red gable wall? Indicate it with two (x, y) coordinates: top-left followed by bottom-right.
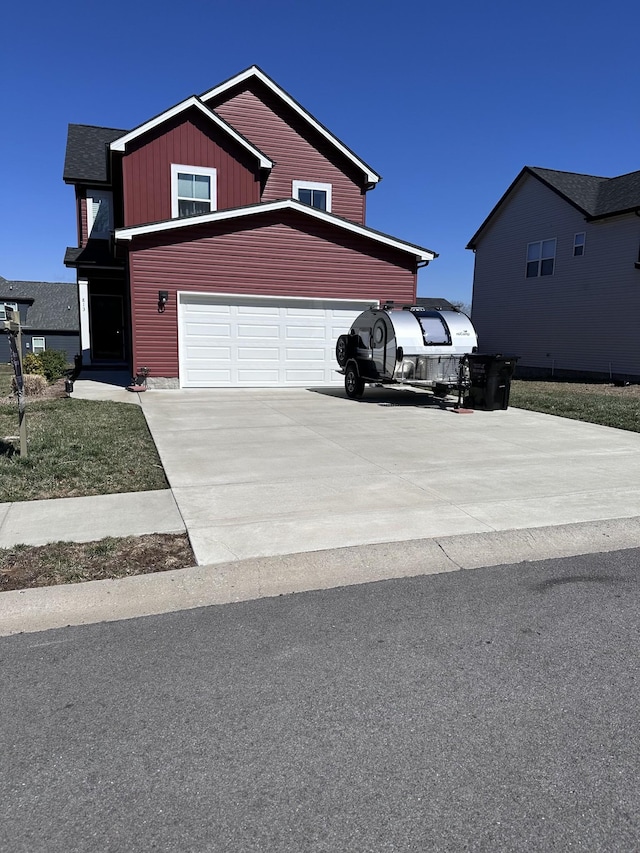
(206, 81), (368, 225)
(121, 109), (261, 228)
(127, 210), (416, 377)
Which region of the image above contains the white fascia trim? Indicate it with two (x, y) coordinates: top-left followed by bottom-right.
(110, 96), (273, 169)
(115, 199), (436, 262)
(201, 66), (381, 185)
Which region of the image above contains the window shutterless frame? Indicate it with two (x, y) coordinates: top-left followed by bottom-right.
(526, 238), (556, 277)
(32, 336), (46, 354)
(171, 164), (217, 219)
(292, 180), (332, 213)
(573, 232), (586, 257)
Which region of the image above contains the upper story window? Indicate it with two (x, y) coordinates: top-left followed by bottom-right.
(526, 238), (556, 277)
(87, 189), (113, 239)
(0, 302), (18, 321)
(292, 180), (332, 212)
(171, 165), (217, 219)
(573, 232), (586, 257)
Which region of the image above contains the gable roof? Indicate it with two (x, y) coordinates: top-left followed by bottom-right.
(114, 198), (436, 262)
(109, 96), (273, 169)
(468, 165), (640, 249)
(64, 125), (127, 183)
(0, 278), (79, 330)
(200, 65), (381, 186)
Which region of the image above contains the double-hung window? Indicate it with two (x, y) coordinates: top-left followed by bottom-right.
(526, 239), (556, 278)
(573, 233), (586, 257)
(171, 165), (217, 219)
(87, 189), (113, 238)
(32, 336), (46, 355)
(0, 302), (18, 321)
(292, 180), (332, 212)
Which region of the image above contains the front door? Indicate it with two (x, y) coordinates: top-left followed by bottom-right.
(90, 293), (125, 361)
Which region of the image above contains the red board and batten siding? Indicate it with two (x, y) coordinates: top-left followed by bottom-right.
(121, 111), (260, 228)
(207, 83), (367, 225)
(128, 213), (416, 378)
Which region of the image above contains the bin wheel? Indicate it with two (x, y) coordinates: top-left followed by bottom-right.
(336, 335), (349, 367)
(345, 366), (365, 399)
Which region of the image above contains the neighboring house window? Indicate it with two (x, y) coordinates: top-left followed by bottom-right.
(171, 164), (217, 218)
(87, 189), (113, 239)
(526, 239), (556, 277)
(32, 336), (46, 355)
(292, 180), (332, 212)
(573, 233), (586, 257)
(0, 302), (18, 320)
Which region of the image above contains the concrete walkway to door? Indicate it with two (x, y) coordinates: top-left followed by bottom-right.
(139, 386), (640, 566)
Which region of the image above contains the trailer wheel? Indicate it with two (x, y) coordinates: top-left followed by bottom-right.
(336, 335), (350, 367)
(345, 365), (365, 399)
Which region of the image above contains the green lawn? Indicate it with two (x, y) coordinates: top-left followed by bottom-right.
(509, 380), (640, 433)
(0, 398), (168, 502)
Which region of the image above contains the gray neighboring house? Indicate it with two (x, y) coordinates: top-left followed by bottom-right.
(468, 166), (640, 380)
(0, 277), (80, 363)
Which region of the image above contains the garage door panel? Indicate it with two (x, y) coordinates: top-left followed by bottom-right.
(237, 347), (279, 361)
(180, 295), (372, 387)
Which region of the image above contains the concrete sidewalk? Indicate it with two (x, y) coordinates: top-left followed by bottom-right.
(3, 378), (640, 636)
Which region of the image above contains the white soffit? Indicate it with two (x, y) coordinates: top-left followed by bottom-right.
(110, 96), (273, 169)
(200, 66), (381, 186)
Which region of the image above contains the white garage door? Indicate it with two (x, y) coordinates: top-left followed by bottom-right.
(178, 293), (374, 388)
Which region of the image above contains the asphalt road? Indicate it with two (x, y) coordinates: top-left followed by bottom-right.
(1, 549), (639, 852)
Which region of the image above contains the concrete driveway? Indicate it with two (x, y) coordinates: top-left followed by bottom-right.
(140, 387), (640, 566)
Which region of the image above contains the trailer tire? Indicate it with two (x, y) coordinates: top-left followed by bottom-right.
(345, 365), (365, 399)
(336, 335), (350, 367)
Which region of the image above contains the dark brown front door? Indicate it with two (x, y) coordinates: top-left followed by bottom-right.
(90, 293), (125, 361)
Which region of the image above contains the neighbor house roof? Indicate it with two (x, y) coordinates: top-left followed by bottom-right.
(467, 166), (640, 249)
(414, 297), (456, 310)
(63, 125), (128, 183)
(201, 65), (382, 186)
(0, 278), (79, 330)
(114, 199), (437, 262)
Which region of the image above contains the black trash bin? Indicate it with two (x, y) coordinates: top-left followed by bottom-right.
(466, 354), (519, 410)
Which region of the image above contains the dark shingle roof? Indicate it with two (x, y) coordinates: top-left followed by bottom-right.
(414, 297), (456, 310)
(64, 242), (123, 268)
(468, 165), (640, 249)
(63, 124), (127, 183)
(0, 279), (78, 330)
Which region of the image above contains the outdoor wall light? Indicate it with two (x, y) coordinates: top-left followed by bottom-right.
(158, 290), (169, 313)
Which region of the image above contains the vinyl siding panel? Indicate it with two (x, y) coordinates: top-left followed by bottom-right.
(0, 332), (80, 363)
(471, 174), (640, 377)
(209, 82), (367, 224)
(128, 211), (416, 378)
(121, 111), (260, 227)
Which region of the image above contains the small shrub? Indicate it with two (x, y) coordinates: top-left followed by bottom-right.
(12, 374), (48, 396)
(37, 350), (70, 382)
(23, 353), (43, 375)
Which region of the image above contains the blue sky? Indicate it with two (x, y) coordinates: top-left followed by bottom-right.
(1, 0), (638, 305)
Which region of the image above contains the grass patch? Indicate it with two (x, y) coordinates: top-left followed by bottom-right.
(0, 533), (195, 591)
(510, 380), (640, 432)
(0, 398), (168, 502)
(0, 363), (13, 397)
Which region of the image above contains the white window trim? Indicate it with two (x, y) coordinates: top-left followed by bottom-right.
(292, 180), (332, 212)
(573, 232), (586, 257)
(171, 164), (217, 219)
(0, 301), (18, 321)
(32, 336), (46, 354)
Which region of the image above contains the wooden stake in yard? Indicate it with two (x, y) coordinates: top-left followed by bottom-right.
(3, 309), (27, 458)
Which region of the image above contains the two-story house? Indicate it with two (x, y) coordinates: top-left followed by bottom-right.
(468, 166), (640, 380)
(1, 278), (79, 364)
(64, 66), (437, 388)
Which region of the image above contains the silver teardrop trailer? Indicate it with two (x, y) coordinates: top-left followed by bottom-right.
(336, 303), (479, 400)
